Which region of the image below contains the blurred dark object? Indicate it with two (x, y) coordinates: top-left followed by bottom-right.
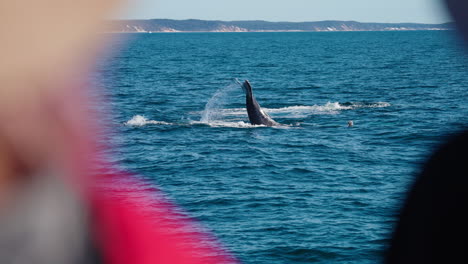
(386, 131), (468, 263)
(386, 1), (468, 263)
(445, 0), (468, 41)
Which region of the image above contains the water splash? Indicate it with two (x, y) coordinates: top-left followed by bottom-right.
(191, 120), (265, 128)
(200, 80), (242, 123)
(125, 115), (172, 126)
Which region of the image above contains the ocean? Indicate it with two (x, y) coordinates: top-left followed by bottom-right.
(96, 31), (468, 263)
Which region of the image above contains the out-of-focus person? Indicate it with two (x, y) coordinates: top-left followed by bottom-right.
(0, 1), (237, 264)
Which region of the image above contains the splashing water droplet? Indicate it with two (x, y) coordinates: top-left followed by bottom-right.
(200, 80), (242, 123)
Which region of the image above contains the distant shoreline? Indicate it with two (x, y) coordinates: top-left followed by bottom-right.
(104, 29), (452, 34)
(105, 19), (454, 33)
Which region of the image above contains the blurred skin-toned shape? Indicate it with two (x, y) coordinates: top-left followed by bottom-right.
(0, 0), (122, 197)
(0, 2), (121, 263)
(0, 0), (120, 78)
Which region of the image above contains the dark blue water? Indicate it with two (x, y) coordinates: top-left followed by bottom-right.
(97, 31), (468, 263)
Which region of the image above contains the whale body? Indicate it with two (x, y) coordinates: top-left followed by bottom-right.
(240, 80), (279, 126)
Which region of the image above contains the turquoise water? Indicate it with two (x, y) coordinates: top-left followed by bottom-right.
(97, 31), (468, 263)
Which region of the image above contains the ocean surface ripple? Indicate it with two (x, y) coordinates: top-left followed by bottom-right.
(96, 31), (468, 263)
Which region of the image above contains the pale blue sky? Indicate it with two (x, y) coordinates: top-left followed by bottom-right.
(116, 0), (450, 24)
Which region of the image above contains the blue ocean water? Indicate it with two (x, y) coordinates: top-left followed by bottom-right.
(97, 31), (468, 263)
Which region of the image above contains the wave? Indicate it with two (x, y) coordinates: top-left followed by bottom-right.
(339, 101), (391, 108)
(190, 120), (267, 128)
(265, 102), (390, 117)
(124, 115), (268, 128)
(265, 101), (391, 113)
(192, 101), (391, 118)
(124, 101), (390, 127)
(265, 102), (352, 115)
(124, 115), (173, 126)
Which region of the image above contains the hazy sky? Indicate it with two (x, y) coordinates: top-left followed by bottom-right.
(116, 0), (451, 24)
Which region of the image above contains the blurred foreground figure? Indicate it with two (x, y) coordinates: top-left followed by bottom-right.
(0, 1), (237, 264)
(386, 1), (468, 263)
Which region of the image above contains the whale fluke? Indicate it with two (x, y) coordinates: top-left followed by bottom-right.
(240, 80), (279, 127)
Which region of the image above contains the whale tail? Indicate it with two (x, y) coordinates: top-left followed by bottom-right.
(238, 79), (252, 96)
(238, 79), (279, 126)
